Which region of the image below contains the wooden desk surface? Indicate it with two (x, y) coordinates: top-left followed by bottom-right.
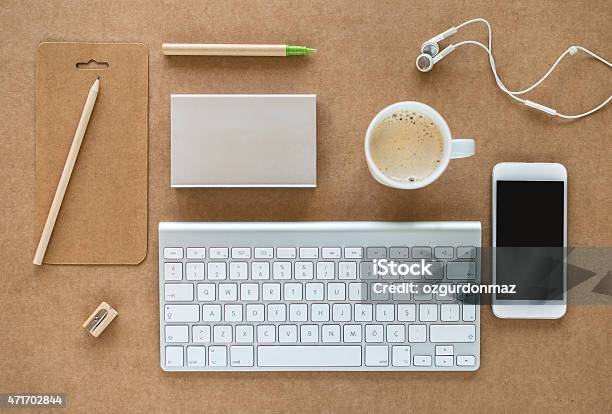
(1, 1), (610, 412)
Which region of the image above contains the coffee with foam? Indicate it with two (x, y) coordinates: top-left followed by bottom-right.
(369, 110), (444, 183)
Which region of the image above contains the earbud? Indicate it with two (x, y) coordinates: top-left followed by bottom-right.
(415, 27), (458, 72)
(414, 18), (612, 119)
(416, 45), (456, 72)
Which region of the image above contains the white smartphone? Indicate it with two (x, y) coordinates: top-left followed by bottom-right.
(492, 162), (567, 319)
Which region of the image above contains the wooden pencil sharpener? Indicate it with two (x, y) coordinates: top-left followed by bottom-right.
(83, 302), (118, 337)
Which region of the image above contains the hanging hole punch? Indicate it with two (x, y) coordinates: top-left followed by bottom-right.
(76, 59), (109, 70)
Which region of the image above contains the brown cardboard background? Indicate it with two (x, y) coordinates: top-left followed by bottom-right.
(0, 0), (610, 412)
(36, 42), (148, 264)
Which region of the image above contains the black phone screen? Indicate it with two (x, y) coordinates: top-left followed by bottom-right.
(496, 180), (565, 300)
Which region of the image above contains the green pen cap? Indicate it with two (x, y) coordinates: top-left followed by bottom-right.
(286, 45), (317, 56)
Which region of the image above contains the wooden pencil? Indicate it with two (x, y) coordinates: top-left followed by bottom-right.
(33, 76), (100, 266)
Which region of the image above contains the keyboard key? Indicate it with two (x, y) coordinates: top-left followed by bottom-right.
(413, 355), (432, 366)
(412, 247), (432, 259)
(277, 247), (296, 259)
(359, 262), (376, 279)
(408, 324), (427, 342)
(386, 325), (405, 343)
(305, 283), (324, 300)
(231, 247), (251, 259)
(235, 325), (254, 343)
(457, 246), (477, 259)
(316, 262), (335, 279)
(246, 304), (264, 322)
(165, 284), (194, 302)
(321, 247), (341, 259)
(447, 262), (477, 280)
(434, 246), (454, 259)
(300, 325), (319, 343)
(224, 304), (243, 322)
(322, 325), (341, 343)
(457, 355), (476, 366)
(186, 247), (206, 259)
(462, 300), (476, 321)
(376, 304), (394, 322)
(258, 346), (362, 367)
(389, 247), (410, 259)
(165, 346), (183, 366)
(165, 325), (189, 342)
(218, 283), (238, 301)
(254, 248), (274, 259)
(338, 262), (357, 279)
(207, 262), (227, 280)
(392, 346), (411, 366)
(230, 346), (254, 366)
(187, 346), (206, 366)
(424, 261), (444, 280)
(366, 247), (386, 259)
(278, 325), (298, 342)
(213, 325), (232, 343)
(435, 355), (453, 367)
(251, 262), (270, 280)
(365, 325), (384, 343)
(197, 283), (216, 301)
(273, 262), (292, 280)
(209, 248), (229, 259)
(186, 262), (205, 280)
(343, 325), (362, 342)
(370, 287), (389, 301)
(295, 262), (314, 279)
(299, 247), (319, 259)
(354, 303), (373, 322)
(327, 283), (346, 300)
(230, 262), (248, 280)
(284, 284), (303, 301)
(192, 325), (211, 343)
(413, 287), (432, 301)
(402, 261), (423, 280)
(262, 283), (281, 301)
(208, 346), (227, 366)
(312, 303), (330, 322)
(164, 263), (182, 281)
(344, 247), (363, 259)
(435, 345), (454, 355)
(349, 283), (367, 301)
(267, 304), (286, 322)
(240, 284), (259, 301)
(164, 248), (183, 260)
(201, 305), (221, 322)
(257, 325), (276, 342)
(441, 304), (460, 321)
(435, 285), (454, 301)
(419, 304), (438, 322)
(430, 325), (476, 343)
(165, 305), (199, 323)
(332, 304), (351, 321)
(289, 304), (307, 321)
(397, 304), (416, 321)
(365, 346), (389, 366)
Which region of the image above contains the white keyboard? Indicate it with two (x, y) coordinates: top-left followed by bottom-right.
(159, 221), (481, 371)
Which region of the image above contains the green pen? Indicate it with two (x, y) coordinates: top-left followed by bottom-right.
(162, 43), (317, 57)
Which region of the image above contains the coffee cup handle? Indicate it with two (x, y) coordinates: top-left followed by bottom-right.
(450, 138), (475, 159)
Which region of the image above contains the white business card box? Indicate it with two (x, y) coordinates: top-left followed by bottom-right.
(171, 94), (316, 187)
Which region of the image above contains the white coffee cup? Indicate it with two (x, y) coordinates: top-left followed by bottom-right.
(364, 101), (475, 189)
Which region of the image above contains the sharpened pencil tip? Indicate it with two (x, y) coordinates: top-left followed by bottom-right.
(96, 75), (100, 80)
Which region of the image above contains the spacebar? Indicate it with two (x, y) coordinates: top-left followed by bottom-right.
(258, 346), (362, 367)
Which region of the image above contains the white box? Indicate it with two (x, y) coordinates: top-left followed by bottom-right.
(171, 94), (317, 187)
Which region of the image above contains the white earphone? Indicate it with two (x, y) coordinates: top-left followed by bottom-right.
(416, 18), (612, 119)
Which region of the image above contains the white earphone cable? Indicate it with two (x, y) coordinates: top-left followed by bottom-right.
(451, 18), (611, 118)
